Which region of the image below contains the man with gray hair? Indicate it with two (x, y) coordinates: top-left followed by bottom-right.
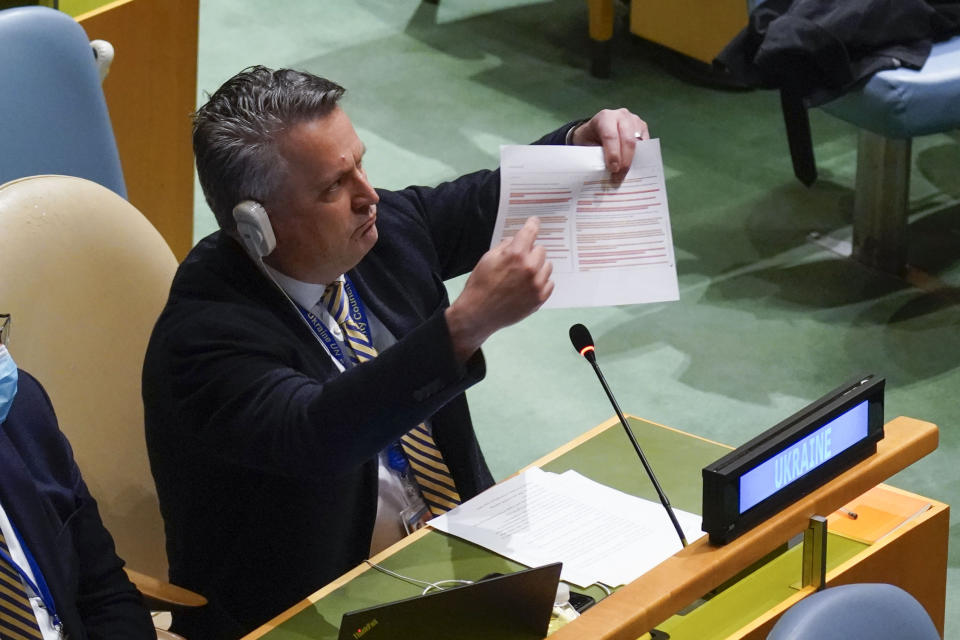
(143, 65), (648, 639)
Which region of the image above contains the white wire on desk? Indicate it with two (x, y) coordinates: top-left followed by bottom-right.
(364, 559), (614, 600)
(364, 560), (474, 595)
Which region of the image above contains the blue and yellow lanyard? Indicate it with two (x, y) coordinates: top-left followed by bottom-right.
(0, 520), (63, 634)
(296, 275), (369, 369)
(295, 275), (411, 474)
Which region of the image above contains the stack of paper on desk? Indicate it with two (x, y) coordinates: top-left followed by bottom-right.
(491, 140), (679, 309)
(429, 467), (704, 588)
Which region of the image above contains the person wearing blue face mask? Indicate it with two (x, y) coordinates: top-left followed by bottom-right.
(0, 318), (154, 640)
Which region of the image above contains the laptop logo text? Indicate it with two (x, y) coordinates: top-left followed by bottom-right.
(353, 618), (378, 639)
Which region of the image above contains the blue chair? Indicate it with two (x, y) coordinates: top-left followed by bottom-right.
(767, 583), (940, 640)
(746, 0), (960, 275)
(0, 5), (125, 197)
(822, 35), (960, 274)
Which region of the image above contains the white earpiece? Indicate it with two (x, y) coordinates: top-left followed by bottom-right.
(232, 200), (276, 259)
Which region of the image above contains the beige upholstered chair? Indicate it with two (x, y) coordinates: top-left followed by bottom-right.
(0, 175), (203, 636)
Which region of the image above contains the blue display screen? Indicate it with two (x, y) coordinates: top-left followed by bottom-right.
(738, 400), (870, 514)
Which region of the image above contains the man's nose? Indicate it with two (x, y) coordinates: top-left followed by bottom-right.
(352, 168), (379, 207)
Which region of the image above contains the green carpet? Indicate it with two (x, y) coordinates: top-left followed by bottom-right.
(194, 0), (960, 634)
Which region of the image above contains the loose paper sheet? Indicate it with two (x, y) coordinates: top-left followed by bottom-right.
(492, 141), (679, 308)
(430, 467), (704, 588)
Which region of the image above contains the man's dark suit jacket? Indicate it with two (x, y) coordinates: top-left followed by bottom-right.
(0, 370), (154, 639)
(142, 124), (573, 639)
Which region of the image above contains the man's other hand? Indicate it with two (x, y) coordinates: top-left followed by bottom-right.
(445, 217), (554, 362)
(571, 108), (649, 179)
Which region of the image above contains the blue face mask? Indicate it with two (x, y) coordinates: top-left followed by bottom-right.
(0, 344), (18, 423)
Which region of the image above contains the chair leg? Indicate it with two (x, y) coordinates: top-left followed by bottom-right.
(587, 0), (614, 78)
(591, 39), (612, 78)
(852, 129), (911, 275)
(781, 90), (818, 186)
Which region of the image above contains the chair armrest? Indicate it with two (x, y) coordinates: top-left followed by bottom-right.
(125, 568), (208, 612)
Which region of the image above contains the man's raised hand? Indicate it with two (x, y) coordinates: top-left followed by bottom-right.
(445, 217), (554, 362)
(571, 108), (649, 179)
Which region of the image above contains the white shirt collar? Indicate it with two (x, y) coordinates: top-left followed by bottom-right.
(262, 264), (343, 311)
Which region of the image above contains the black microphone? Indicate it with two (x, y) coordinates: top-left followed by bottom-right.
(568, 323), (688, 548)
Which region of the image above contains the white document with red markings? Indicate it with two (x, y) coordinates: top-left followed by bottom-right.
(492, 140), (679, 308)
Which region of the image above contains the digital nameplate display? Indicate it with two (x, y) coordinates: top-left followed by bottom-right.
(701, 375), (885, 544)
(738, 400), (868, 514)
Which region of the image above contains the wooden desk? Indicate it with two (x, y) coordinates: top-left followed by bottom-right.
(242, 415), (946, 639)
(587, 0), (748, 77)
(77, 0), (198, 259)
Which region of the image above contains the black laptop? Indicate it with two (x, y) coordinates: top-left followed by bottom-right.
(338, 562), (562, 640)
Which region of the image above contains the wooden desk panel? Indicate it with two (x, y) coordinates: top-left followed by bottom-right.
(243, 416), (944, 639)
(586, 0), (747, 76)
(549, 416), (942, 639)
(737, 494), (948, 639)
(78, 0), (198, 259)
(629, 0), (747, 64)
